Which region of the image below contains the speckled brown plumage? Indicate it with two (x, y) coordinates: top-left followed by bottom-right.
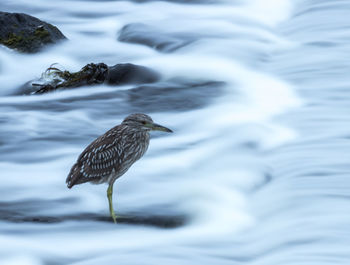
(65, 113), (172, 223)
(66, 113), (153, 188)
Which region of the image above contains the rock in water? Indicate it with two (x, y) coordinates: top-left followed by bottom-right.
(106, 63), (160, 85)
(33, 63), (109, 94)
(22, 63), (160, 95)
(0, 12), (66, 53)
(118, 23), (195, 52)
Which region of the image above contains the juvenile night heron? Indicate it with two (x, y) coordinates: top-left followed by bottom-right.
(66, 113), (172, 223)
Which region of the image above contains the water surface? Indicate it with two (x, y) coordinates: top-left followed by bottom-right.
(0, 0), (349, 264)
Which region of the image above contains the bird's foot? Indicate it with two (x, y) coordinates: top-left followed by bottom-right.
(111, 213), (117, 223)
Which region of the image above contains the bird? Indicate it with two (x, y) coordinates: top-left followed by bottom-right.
(66, 113), (173, 223)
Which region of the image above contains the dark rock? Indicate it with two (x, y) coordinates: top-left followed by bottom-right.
(118, 23), (196, 52)
(106, 63), (160, 85)
(32, 84), (56, 94)
(33, 63), (109, 94)
(17, 62), (160, 95)
(0, 12), (66, 53)
(125, 80), (225, 112)
(0, 198), (186, 228)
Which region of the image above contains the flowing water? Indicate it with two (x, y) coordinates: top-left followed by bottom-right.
(0, 0), (349, 264)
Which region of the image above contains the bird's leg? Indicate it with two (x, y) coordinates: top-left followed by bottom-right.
(107, 183), (117, 223)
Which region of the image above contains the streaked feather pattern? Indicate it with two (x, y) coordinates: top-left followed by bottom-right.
(66, 123), (150, 188)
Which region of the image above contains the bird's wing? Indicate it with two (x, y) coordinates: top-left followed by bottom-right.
(80, 136), (124, 179)
(66, 131), (125, 187)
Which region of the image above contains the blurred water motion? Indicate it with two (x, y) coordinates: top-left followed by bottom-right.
(0, 0), (350, 264)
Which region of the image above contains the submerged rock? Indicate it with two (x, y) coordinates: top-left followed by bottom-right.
(26, 63), (160, 94)
(118, 23), (196, 52)
(0, 12), (66, 53)
(106, 63), (160, 85)
(0, 198), (186, 228)
(125, 80), (225, 112)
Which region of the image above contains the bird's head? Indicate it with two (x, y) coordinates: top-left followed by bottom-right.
(122, 113), (173, 133)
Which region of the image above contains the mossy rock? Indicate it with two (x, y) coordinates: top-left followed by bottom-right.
(30, 63), (160, 94)
(0, 12), (67, 53)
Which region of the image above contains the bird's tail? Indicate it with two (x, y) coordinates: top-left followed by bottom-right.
(66, 163), (80, 189)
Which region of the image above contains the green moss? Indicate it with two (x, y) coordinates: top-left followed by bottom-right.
(56, 70), (89, 88)
(0, 33), (24, 48)
(33, 63), (108, 94)
(0, 27), (53, 53)
(34, 26), (51, 41)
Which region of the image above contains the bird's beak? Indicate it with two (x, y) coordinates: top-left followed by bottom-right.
(150, 122), (173, 133)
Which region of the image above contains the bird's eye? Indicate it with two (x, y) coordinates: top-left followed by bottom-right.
(141, 121), (146, 125)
